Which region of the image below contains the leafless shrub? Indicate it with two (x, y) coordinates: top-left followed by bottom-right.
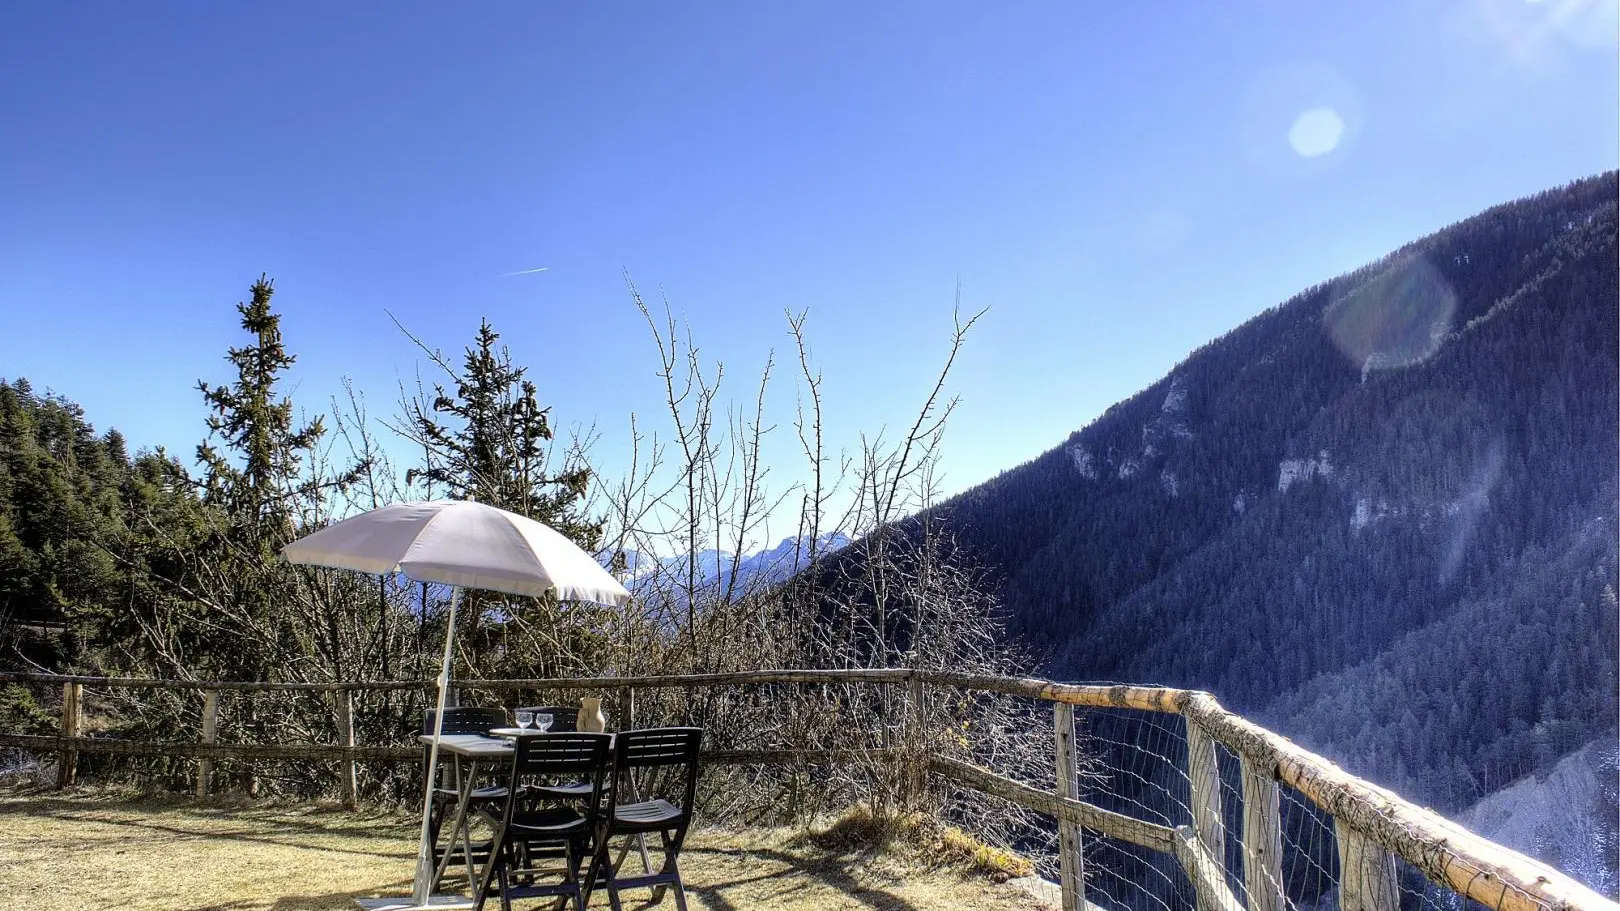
(596, 280), (1049, 855)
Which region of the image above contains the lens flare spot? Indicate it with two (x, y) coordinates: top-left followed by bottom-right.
(1288, 107), (1345, 157)
(1240, 63), (1362, 175)
(1325, 256), (1457, 377)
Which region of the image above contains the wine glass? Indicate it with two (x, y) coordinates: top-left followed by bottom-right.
(534, 713), (553, 733)
(515, 710), (534, 731)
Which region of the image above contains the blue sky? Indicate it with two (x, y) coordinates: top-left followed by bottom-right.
(1, 2), (1614, 529)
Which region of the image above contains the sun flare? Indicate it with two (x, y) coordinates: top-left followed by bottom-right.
(1288, 107), (1346, 158)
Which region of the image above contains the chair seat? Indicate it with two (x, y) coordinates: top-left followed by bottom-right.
(612, 798), (683, 831)
(507, 806), (590, 838)
(432, 785), (509, 805)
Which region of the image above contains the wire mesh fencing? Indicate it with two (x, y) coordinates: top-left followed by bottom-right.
(1044, 704), (1550, 911)
(1074, 704), (1197, 911)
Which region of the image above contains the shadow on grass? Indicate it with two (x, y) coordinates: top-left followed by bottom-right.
(264, 879), (416, 911)
(679, 844), (928, 911)
(0, 793), (413, 861)
(163, 876), (417, 911)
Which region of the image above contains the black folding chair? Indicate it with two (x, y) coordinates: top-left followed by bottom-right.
(587, 727), (703, 911)
(422, 707), (509, 870)
(473, 732), (614, 911)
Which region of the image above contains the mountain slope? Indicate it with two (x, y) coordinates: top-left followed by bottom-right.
(932, 174), (1619, 825)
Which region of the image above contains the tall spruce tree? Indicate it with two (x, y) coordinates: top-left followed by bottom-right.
(406, 318), (599, 546)
(186, 275), (371, 687)
(196, 275), (327, 545)
(404, 318), (608, 678)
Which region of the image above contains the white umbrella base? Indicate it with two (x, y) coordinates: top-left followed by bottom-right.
(354, 896), (475, 910)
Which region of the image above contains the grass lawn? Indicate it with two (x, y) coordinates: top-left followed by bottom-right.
(0, 786), (1051, 911)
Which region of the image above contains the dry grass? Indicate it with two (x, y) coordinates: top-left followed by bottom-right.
(803, 805), (1035, 883)
(0, 786), (1051, 911)
(936, 827), (1036, 881)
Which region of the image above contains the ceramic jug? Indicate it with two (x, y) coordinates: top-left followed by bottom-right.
(579, 696), (607, 733)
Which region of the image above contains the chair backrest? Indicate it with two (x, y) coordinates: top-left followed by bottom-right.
(504, 732), (614, 829)
(421, 706), (507, 736)
(514, 731), (614, 777)
(610, 727), (703, 828)
(514, 705), (580, 732)
(614, 727), (702, 770)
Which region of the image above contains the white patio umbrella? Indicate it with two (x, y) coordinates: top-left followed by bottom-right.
(281, 499), (630, 910)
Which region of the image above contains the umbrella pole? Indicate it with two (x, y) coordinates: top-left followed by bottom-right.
(412, 587), (461, 904)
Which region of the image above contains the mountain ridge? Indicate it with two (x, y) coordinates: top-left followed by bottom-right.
(923, 172), (1618, 857)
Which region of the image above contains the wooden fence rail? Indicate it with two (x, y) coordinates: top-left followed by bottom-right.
(1, 668), (1612, 911)
(0, 734), (900, 769)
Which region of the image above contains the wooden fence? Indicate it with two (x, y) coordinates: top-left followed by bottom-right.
(0, 668), (1613, 911)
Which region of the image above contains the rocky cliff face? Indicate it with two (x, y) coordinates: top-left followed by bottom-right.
(1460, 736), (1618, 896)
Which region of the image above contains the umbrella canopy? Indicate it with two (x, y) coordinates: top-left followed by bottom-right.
(282, 499), (629, 605)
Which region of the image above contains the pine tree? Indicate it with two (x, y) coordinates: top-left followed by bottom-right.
(195, 274), (327, 545)
(406, 318), (600, 548)
(403, 318), (608, 679)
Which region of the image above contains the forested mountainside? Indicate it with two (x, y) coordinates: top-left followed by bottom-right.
(0, 377), (219, 692)
(0, 381), (169, 661)
(934, 173), (1619, 818)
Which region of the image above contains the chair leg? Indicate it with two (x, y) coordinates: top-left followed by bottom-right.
(503, 835), (523, 911)
(471, 824), (504, 911)
(624, 770), (655, 874)
(460, 808), (480, 888)
(649, 830), (675, 905)
(612, 837), (633, 876)
(635, 832), (653, 874)
(560, 840), (583, 911)
(581, 829), (613, 907)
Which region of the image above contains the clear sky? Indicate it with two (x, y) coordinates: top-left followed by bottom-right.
(1, 2), (1615, 532)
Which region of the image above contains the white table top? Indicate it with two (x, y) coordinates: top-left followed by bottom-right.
(416, 733), (513, 758)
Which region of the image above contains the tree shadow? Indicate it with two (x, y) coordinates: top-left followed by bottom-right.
(675, 844), (929, 911)
(162, 876), (418, 911)
(50, 793), (406, 837)
(7, 799), (412, 861)
(265, 880), (416, 911)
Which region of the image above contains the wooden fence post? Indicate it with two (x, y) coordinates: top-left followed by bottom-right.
(904, 673), (926, 809)
(196, 689), (219, 798)
(1055, 702), (1085, 911)
(335, 690), (358, 811)
(1336, 819), (1397, 911)
(56, 681), (83, 789)
(1186, 718), (1226, 871)
(1241, 758), (1284, 911)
